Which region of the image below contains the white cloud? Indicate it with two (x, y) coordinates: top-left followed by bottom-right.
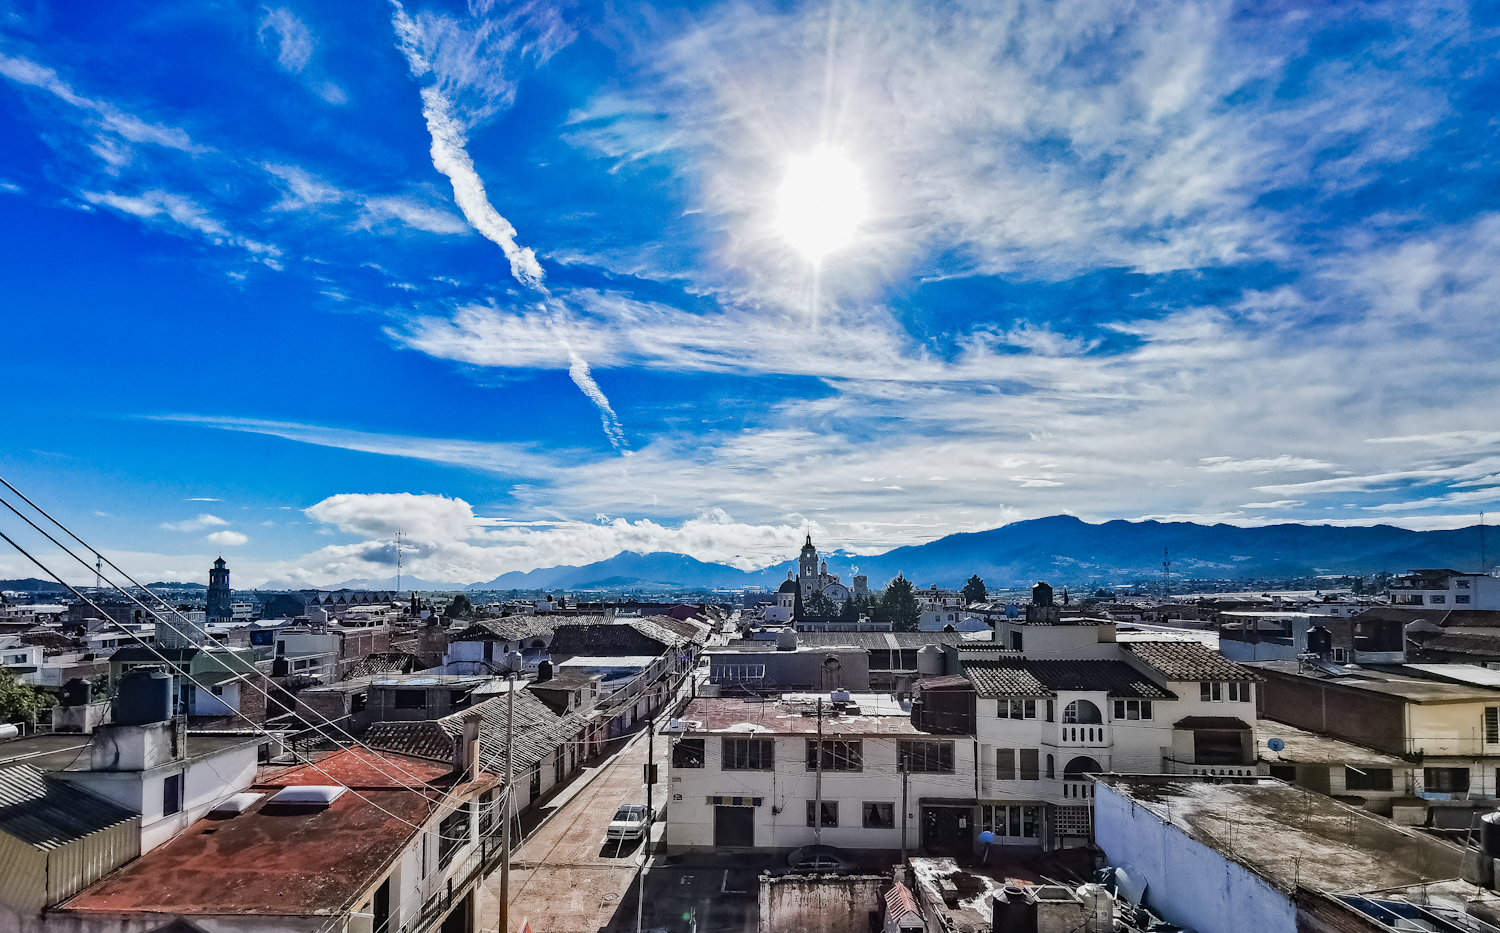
(0, 53), (197, 153)
(357, 196), (469, 235)
(1200, 456), (1336, 474)
(185, 497), (221, 502)
(162, 514), (229, 532)
(1240, 500), (1305, 509)
(258, 8), (315, 73)
(82, 190), (279, 259)
(205, 530), (249, 546)
(390, 3), (548, 289)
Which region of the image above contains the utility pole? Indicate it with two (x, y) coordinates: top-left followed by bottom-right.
(638, 716), (655, 933)
(900, 757), (909, 867)
(499, 651), (520, 933)
(813, 698), (825, 844)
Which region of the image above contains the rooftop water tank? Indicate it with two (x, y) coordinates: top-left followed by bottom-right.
(62, 677), (92, 708)
(993, 885), (1037, 933)
(113, 669), (172, 725)
(916, 645), (944, 675)
(1077, 884), (1114, 933)
(776, 629), (798, 651)
(1481, 811), (1500, 857)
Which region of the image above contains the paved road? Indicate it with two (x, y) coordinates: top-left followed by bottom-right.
(476, 714), (668, 933)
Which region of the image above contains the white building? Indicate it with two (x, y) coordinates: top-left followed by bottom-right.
(961, 617), (1262, 849)
(665, 693), (979, 855)
(1389, 567), (1500, 609)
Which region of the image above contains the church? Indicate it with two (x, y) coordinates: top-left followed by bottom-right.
(764, 535), (868, 622)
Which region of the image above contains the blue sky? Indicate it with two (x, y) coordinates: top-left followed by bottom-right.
(3, 0), (1500, 587)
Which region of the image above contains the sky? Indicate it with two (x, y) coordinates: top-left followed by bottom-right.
(2, 0), (1500, 588)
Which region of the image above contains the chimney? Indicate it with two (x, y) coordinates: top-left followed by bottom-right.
(454, 712), (483, 778)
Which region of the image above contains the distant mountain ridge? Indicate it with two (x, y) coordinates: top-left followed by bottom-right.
(0, 578), (69, 592)
(453, 515), (1492, 591)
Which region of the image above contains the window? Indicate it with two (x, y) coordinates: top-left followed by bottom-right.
(981, 804), (1039, 838)
(1332, 647), (1347, 662)
(1019, 748), (1040, 780)
(899, 740), (955, 773)
(451, 690), (472, 710)
(395, 690), (427, 710)
(1487, 708), (1499, 746)
(438, 802), (471, 869)
(351, 692), (367, 713)
(672, 738), (705, 769)
(1046, 699), (1055, 722)
(1200, 682), (1223, 702)
(1227, 683), (1250, 702)
(806, 740), (863, 772)
(1063, 700), (1102, 724)
(805, 800), (838, 827)
(211, 684), (224, 696)
(1459, 579), (1473, 588)
(999, 699), (1038, 719)
(1269, 764), (1297, 782)
(1431, 595), (1446, 604)
(863, 802), (895, 829)
(1010, 631), (1023, 651)
(1458, 595), (1472, 604)
(1425, 767), (1470, 794)
(1045, 754), (1055, 779)
(1113, 699), (1154, 721)
(1344, 767), (1393, 792)
(721, 738), (774, 771)
(996, 748), (1015, 780)
(163, 773), (182, 816)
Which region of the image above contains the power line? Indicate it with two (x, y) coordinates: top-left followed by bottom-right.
(0, 482), (488, 817)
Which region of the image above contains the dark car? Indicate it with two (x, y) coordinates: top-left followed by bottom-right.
(766, 844), (858, 876)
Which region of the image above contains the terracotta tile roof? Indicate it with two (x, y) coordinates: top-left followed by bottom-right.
(363, 691), (582, 775)
(449, 616), (559, 643)
(963, 659), (1174, 699)
(1124, 641), (1260, 682)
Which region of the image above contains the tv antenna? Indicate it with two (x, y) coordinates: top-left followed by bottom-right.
(1161, 547), (1172, 603)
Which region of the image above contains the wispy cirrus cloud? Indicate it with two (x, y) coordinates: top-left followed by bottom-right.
(161, 514), (229, 532)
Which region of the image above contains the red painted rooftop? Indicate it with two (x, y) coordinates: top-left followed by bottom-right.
(60, 748), (472, 918)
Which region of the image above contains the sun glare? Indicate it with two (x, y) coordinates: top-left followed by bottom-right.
(774, 146), (869, 265)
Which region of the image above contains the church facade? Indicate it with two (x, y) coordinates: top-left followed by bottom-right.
(762, 535), (871, 623)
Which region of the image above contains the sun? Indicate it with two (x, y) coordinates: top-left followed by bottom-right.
(774, 146), (869, 265)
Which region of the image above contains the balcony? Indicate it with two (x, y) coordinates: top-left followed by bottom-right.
(1058, 724), (1108, 747)
(1062, 781), (1093, 801)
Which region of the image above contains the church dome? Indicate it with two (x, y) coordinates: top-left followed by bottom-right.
(778, 578), (800, 594)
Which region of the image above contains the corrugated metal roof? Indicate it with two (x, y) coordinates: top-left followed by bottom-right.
(963, 659), (1174, 699)
(0, 765), (138, 851)
(363, 691), (583, 775)
(1124, 641), (1260, 682)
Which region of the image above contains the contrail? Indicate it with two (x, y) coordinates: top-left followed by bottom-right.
(391, 2), (629, 452)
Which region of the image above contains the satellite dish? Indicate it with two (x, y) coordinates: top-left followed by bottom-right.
(978, 831), (996, 845)
(1267, 737), (1285, 752)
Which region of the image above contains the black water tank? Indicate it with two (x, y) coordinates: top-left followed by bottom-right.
(535, 659), (553, 683)
(62, 678), (91, 708)
(993, 886), (1037, 933)
(1307, 626), (1332, 657)
(1480, 811), (1500, 857)
(113, 669), (171, 725)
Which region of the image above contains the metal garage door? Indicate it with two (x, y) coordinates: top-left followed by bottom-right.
(714, 806), (755, 847)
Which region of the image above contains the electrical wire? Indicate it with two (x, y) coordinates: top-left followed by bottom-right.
(0, 521), (487, 843)
(0, 483), (489, 808)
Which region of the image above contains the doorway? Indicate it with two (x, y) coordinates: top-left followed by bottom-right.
(922, 806), (971, 856)
(714, 806), (755, 847)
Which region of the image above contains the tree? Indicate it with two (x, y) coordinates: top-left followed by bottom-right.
(0, 671), (54, 725)
(840, 595), (858, 620)
(881, 574), (921, 632)
(444, 594), (475, 620)
(806, 590), (838, 618)
(961, 574), (987, 605)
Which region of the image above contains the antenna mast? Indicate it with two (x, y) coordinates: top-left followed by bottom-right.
(1161, 547), (1172, 603)
(395, 529), (403, 595)
(1482, 512), (1487, 573)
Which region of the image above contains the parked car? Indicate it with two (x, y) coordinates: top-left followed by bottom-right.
(606, 805), (649, 842)
(766, 844), (858, 876)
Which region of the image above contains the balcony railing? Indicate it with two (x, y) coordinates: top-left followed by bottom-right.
(1058, 725), (1108, 746)
(1062, 781), (1093, 801)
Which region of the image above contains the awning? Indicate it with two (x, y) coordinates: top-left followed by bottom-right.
(919, 797), (978, 807)
(707, 796), (763, 807)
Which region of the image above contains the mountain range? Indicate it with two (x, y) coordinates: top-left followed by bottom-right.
(461, 515), (1493, 591)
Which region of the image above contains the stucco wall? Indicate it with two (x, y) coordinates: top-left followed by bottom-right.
(758, 874), (887, 933)
(1092, 782), (1297, 933)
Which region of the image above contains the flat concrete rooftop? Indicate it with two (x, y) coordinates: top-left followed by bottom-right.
(1098, 775), (1463, 894)
(680, 693), (924, 736)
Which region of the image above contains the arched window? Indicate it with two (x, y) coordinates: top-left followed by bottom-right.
(1063, 700), (1102, 724)
(1063, 756), (1103, 780)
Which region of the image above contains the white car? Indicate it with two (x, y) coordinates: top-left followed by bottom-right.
(605, 805), (649, 842)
